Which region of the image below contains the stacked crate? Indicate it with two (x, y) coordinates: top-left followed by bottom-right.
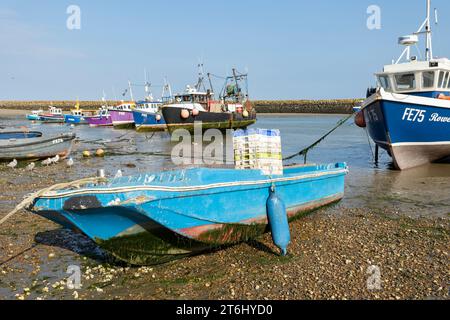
(233, 128), (283, 175)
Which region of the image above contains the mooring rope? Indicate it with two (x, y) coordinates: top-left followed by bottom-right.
(0, 177), (107, 226)
(283, 113), (355, 163)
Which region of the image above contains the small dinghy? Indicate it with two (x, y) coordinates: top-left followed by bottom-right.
(0, 129), (76, 161)
(29, 163), (348, 265)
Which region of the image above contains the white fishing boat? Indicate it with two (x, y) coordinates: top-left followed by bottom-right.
(357, 0), (450, 170)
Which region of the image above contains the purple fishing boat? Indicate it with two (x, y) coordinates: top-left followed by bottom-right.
(85, 109), (112, 127)
(110, 101), (136, 129)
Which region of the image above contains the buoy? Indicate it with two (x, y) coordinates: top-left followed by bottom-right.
(156, 114), (161, 121)
(95, 149), (105, 157)
(82, 150), (91, 158)
(355, 110), (366, 128)
(192, 108), (199, 116)
(266, 186), (290, 256)
(242, 110), (249, 118)
(180, 109), (189, 119)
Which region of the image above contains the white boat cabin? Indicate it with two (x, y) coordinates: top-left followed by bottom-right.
(376, 58), (450, 95)
(174, 86), (214, 105)
(48, 106), (63, 115)
(136, 101), (162, 113)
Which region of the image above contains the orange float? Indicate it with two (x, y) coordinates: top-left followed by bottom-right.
(355, 111), (366, 128)
(438, 94), (450, 101)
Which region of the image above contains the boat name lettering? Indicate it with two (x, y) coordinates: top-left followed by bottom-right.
(429, 113), (450, 123)
(52, 138), (64, 144)
(402, 108), (426, 123)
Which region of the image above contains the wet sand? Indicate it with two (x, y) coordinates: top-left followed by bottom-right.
(0, 159), (448, 300)
(0, 109), (28, 117)
(0, 113), (448, 300)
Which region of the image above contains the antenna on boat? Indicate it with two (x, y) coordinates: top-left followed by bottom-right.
(144, 68), (153, 101)
(425, 0), (433, 61)
(162, 77), (172, 102)
(396, 0), (434, 64)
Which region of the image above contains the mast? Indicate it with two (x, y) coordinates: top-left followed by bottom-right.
(207, 73), (214, 93)
(425, 0), (433, 61)
(195, 63), (205, 91)
(232, 68), (240, 102)
(128, 80), (134, 102)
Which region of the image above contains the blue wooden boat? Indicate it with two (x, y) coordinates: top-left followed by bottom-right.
(29, 163), (348, 265)
(26, 110), (43, 121)
(64, 114), (88, 125)
(0, 129), (75, 161)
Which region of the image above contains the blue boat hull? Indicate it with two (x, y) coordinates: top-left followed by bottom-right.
(31, 164), (347, 265)
(26, 114), (41, 121)
(363, 91), (450, 169)
(132, 110), (166, 132)
(64, 114), (88, 124)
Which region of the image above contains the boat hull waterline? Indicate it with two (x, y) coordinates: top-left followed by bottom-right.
(30, 163), (348, 265)
(132, 110), (167, 132)
(162, 107), (257, 134)
(109, 110), (135, 129)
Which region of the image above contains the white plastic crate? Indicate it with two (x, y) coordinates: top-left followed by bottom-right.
(233, 128), (283, 175)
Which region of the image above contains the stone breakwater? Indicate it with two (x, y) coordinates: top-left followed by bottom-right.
(0, 99), (363, 114)
(0, 101), (116, 111)
(253, 99), (362, 114)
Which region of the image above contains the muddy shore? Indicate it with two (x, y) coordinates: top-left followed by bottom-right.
(0, 162), (448, 300)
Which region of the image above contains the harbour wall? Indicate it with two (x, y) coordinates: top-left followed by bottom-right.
(0, 99), (362, 114)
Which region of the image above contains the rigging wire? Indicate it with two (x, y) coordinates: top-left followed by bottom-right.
(282, 112), (355, 164)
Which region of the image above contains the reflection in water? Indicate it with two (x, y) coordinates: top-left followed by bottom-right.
(1, 113), (449, 217)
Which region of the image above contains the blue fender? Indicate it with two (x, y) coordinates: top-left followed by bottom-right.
(266, 186), (291, 255)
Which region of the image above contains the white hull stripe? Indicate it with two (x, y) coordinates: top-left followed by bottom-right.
(40, 169), (348, 199)
(362, 89), (450, 110)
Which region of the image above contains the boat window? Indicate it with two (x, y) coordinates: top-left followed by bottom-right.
(442, 72), (449, 89)
(377, 75), (391, 90)
(422, 71), (435, 88)
(394, 73), (416, 91)
(438, 71), (445, 88)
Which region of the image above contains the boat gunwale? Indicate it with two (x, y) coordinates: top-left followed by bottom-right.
(0, 133), (75, 149)
(37, 167), (348, 199)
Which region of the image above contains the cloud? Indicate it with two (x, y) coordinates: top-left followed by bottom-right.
(0, 7), (86, 59)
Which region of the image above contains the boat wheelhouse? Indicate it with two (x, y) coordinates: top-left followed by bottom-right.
(359, 0), (450, 170)
(162, 66), (257, 134)
(375, 59), (450, 98)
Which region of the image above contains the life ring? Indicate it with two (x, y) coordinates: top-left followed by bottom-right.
(192, 108), (199, 116)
